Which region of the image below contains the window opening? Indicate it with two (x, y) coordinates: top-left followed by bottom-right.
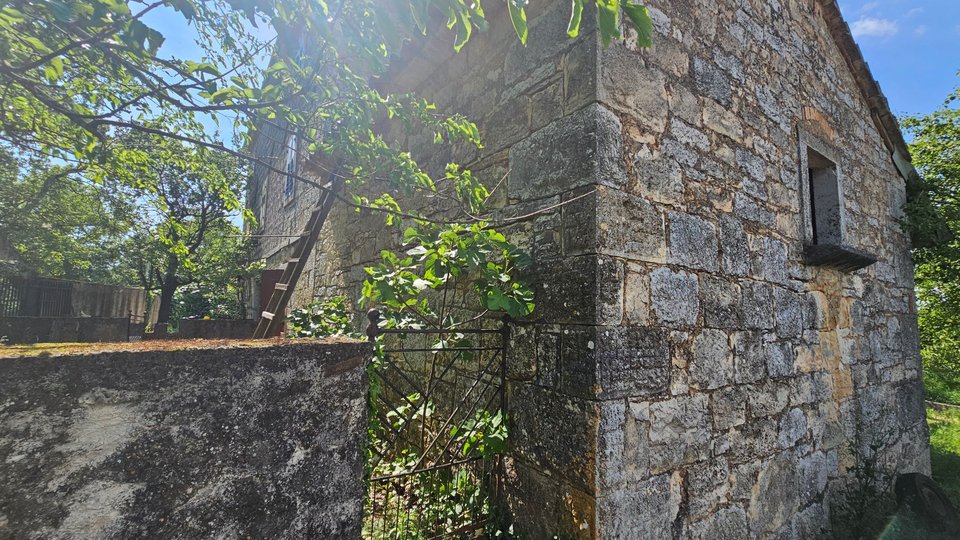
(807, 147), (841, 245)
(283, 135), (297, 201)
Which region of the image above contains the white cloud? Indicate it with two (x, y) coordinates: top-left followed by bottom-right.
(850, 17), (898, 38)
(913, 25), (927, 37)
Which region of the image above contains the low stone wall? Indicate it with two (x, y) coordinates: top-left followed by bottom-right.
(0, 339), (369, 538)
(0, 316), (129, 344)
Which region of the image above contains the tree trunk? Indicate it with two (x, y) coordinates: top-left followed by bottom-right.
(155, 280), (178, 325)
(155, 254), (179, 325)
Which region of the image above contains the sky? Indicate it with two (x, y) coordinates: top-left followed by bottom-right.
(838, 0), (960, 117)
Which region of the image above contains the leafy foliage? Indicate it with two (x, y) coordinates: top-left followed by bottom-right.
(0, 147), (135, 283)
(1, 0), (652, 331)
(286, 296), (358, 338)
(362, 223), (534, 331)
(902, 84), (960, 401)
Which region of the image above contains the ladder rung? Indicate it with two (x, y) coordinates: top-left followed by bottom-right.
(261, 311), (275, 320)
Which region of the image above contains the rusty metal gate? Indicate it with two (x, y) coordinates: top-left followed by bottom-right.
(363, 310), (509, 539)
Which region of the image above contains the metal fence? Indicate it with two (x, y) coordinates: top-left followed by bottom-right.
(0, 276), (147, 320)
(364, 310), (509, 539)
(0, 277), (71, 317)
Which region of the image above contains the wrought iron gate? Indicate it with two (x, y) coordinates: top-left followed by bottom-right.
(364, 310), (509, 539)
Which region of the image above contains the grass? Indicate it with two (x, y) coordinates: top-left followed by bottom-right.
(927, 406), (960, 508)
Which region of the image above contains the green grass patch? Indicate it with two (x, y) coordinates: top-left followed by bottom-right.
(925, 369), (960, 406)
(927, 406), (960, 507)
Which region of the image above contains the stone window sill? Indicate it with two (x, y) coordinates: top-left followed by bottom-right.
(803, 244), (878, 272)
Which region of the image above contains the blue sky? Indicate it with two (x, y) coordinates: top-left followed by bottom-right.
(839, 0), (960, 117)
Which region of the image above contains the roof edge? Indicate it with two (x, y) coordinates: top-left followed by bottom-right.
(817, 0), (919, 186)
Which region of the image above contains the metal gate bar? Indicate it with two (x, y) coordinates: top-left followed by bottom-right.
(363, 310), (509, 539)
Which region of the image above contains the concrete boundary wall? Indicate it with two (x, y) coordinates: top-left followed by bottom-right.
(0, 339), (369, 539)
(0, 316), (129, 344)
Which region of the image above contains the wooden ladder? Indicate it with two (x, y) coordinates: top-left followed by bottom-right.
(252, 177), (342, 338)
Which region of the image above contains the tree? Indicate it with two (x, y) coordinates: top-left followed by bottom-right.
(0, 146), (135, 283)
(116, 128), (255, 324)
(902, 82), (960, 403)
(0, 0), (653, 328)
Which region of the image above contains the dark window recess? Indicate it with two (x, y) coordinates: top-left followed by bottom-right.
(808, 149), (841, 245)
(283, 136), (297, 202)
(802, 146), (877, 272)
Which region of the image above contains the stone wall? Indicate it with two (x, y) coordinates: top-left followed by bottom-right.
(248, 0), (930, 537)
(0, 339), (369, 538)
(587, 0), (928, 536)
(0, 316), (130, 344)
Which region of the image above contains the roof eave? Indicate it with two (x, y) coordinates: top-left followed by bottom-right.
(817, 0), (920, 187)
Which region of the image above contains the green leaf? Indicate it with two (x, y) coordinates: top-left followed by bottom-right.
(48, 57), (64, 78)
(567, 0), (584, 38)
(623, 3), (653, 48)
(184, 61), (220, 77)
(507, 1), (528, 45)
(596, 0), (621, 47)
(452, 14), (472, 52)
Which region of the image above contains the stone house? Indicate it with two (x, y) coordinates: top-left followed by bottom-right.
(247, 0), (930, 537)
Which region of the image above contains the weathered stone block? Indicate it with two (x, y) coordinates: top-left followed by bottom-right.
(633, 148), (684, 205)
(736, 148), (768, 200)
(703, 98), (744, 141)
(732, 330), (766, 384)
(702, 275), (742, 329)
(778, 407), (808, 448)
(726, 416), (779, 462)
(648, 394), (711, 471)
(502, 0), (569, 87)
(526, 255), (597, 324)
(751, 236), (789, 285)
(509, 104), (626, 201)
(690, 328), (732, 390)
(689, 506), (749, 539)
(668, 212), (719, 271)
(596, 473), (681, 540)
(509, 324), (538, 381)
(560, 325), (670, 400)
(501, 458), (595, 539)
(767, 341), (797, 379)
(748, 453), (799, 534)
(686, 459), (731, 518)
(624, 264), (652, 325)
(749, 380), (792, 418)
(510, 384), (597, 489)
(536, 329), (561, 387)
(720, 215), (750, 277)
(797, 451), (832, 501)
(596, 187), (665, 262)
(531, 81), (563, 131)
(599, 45), (669, 133)
(692, 57), (732, 106)
(741, 279), (775, 330)
(651, 268), (700, 326)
